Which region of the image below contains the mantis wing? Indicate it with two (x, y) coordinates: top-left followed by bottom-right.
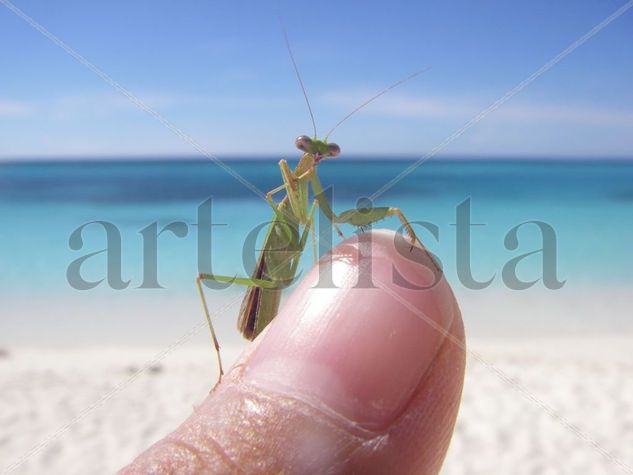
(237, 199), (300, 340)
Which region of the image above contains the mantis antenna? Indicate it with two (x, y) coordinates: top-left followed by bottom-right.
(279, 19), (318, 138)
(325, 67), (431, 140)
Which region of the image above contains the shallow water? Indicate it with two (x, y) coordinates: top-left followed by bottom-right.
(1, 158), (632, 343)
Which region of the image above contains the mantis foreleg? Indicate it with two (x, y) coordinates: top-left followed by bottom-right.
(309, 171), (344, 239)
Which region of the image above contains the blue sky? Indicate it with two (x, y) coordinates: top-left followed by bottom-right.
(1, 0), (632, 159)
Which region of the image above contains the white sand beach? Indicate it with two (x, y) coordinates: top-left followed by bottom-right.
(1, 336), (632, 475)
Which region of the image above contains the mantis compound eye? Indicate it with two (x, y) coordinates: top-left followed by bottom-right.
(327, 143), (341, 157)
(295, 135), (313, 152)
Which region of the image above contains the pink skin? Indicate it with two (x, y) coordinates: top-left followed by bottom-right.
(121, 230), (466, 474)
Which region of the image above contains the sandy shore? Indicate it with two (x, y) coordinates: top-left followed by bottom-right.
(1, 337), (632, 474)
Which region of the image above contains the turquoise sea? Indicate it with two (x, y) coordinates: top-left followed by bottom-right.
(1, 158), (633, 344)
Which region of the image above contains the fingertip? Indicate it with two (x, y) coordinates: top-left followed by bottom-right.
(244, 230), (461, 430)
(122, 229), (466, 474)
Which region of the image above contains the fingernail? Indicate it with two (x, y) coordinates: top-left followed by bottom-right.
(244, 230), (455, 430)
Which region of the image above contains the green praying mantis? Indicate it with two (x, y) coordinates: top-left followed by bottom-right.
(196, 29), (427, 380)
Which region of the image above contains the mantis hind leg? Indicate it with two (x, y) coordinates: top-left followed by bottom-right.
(196, 273), (278, 384)
(196, 274), (224, 382)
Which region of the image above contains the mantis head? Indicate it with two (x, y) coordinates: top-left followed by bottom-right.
(295, 136), (340, 162)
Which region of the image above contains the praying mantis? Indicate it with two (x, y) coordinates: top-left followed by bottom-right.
(196, 29), (427, 380)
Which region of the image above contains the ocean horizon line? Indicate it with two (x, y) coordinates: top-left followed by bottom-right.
(2, 154), (633, 165)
